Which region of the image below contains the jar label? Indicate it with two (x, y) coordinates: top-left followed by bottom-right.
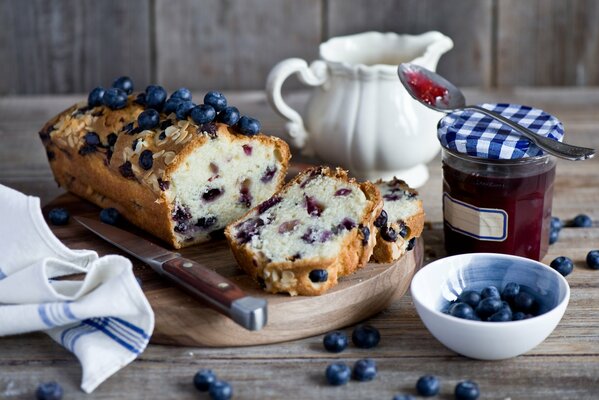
(443, 193), (508, 241)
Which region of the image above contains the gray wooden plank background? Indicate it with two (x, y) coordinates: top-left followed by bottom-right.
(2, 0), (599, 94)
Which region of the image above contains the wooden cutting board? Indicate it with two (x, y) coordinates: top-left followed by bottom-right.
(44, 193), (422, 347)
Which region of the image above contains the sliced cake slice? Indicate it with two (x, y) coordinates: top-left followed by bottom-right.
(225, 166), (383, 296)
(371, 178), (425, 263)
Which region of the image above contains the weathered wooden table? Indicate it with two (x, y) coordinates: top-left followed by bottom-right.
(1, 89), (598, 399)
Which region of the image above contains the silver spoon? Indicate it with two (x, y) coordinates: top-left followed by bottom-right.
(398, 63), (595, 161)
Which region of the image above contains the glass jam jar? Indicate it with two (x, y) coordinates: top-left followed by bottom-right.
(438, 103), (563, 261)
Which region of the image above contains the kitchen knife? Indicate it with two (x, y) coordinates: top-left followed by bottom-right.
(75, 216), (267, 331)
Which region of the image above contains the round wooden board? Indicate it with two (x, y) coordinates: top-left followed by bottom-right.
(45, 193), (422, 347)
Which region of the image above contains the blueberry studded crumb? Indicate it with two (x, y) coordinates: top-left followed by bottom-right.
(397, 220), (409, 238)
(158, 130), (167, 141)
(160, 119), (173, 130)
(239, 184), (253, 207)
(406, 237), (416, 250)
(78, 144), (97, 156)
(336, 217), (356, 231)
(122, 122), (134, 134)
(301, 227), (333, 244)
(84, 132), (101, 146)
(196, 216), (217, 229)
(258, 196), (282, 214)
(374, 210), (388, 228)
(242, 144), (252, 155)
(118, 161), (136, 179)
(278, 219), (300, 234)
(157, 178), (170, 191)
(172, 203), (193, 233)
(139, 149), (154, 170)
(199, 122), (218, 139)
(334, 188), (352, 196)
(380, 225), (398, 242)
(235, 217), (265, 244)
(46, 150), (55, 161)
(107, 133), (118, 147)
(359, 224), (370, 245)
(289, 253), (302, 261)
(202, 187), (223, 202)
(305, 195), (324, 217)
(309, 269), (328, 283)
(260, 165), (277, 183)
(134, 92), (146, 106)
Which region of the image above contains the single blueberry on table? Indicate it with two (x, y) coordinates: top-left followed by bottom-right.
(352, 324), (381, 349)
(191, 104), (217, 125)
(100, 207), (120, 225)
(475, 297), (502, 319)
(171, 87), (192, 101)
(309, 269), (328, 283)
(455, 380), (480, 400)
(103, 88), (128, 110)
(236, 116), (261, 136)
(480, 285), (500, 299)
(572, 214), (592, 228)
(550, 256), (574, 277)
(392, 395), (415, 400)
(145, 85), (167, 110)
(88, 86), (105, 107)
(352, 358), (377, 382)
(112, 76), (134, 94)
(513, 291), (536, 313)
(448, 302), (475, 320)
(501, 282), (520, 302)
(325, 363), (351, 386)
(204, 91), (227, 112)
(48, 208), (70, 225)
(163, 97), (183, 114)
(551, 216), (562, 231)
(175, 100), (196, 120)
(208, 380), (233, 400)
(323, 331), (348, 353)
(549, 228), (559, 245)
(35, 381), (63, 400)
(216, 106), (241, 126)
(193, 369), (216, 391)
(587, 250), (599, 269)
(416, 375), (440, 397)
(137, 108), (160, 130)
(458, 290), (481, 308)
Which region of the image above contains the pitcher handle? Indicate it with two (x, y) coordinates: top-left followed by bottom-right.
(266, 58), (328, 154)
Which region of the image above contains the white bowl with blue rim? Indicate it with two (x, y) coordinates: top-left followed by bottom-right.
(410, 253), (570, 360)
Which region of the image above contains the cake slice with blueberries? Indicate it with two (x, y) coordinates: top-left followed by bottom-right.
(39, 77), (290, 248)
(225, 166), (383, 296)
(371, 178), (425, 263)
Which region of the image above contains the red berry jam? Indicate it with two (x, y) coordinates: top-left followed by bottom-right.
(405, 70), (448, 106)
(442, 150), (555, 260)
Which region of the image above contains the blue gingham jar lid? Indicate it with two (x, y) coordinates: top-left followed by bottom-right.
(437, 103), (564, 159)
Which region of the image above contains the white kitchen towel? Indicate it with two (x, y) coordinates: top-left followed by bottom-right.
(0, 184), (155, 393)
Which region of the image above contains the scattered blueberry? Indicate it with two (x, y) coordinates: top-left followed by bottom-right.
(309, 269), (328, 283)
(475, 297), (502, 319)
(449, 302), (475, 320)
(323, 331), (348, 353)
(100, 207), (120, 225)
(193, 369), (216, 392)
(513, 291), (536, 312)
(406, 237), (416, 251)
(145, 85), (167, 110)
(501, 282), (520, 302)
(458, 290), (481, 308)
(325, 363), (351, 386)
(216, 106), (240, 126)
(176, 100), (196, 120)
(587, 250), (599, 269)
(204, 91), (227, 112)
(103, 88), (128, 110)
(84, 132), (101, 146)
(236, 116), (261, 136)
(360, 225), (370, 245)
(551, 216), (562, 231)
(572, 214), (592, 228)
(134, 92), (146, 106)
(392, 395), (415, 400)
(171, 88), (192, 102)
(352, 358), (377, 382)
(208, 380), (232, 400)
(88, 87), (105, 107)
(352, 325), (380, 349)
(163, 97), (183, 114)
(550, 256), (574, 277)
(191, 104), (216, 125)
(36, 382), (63, 400)
(416, 375), (440, 397)
(549, 228), (559, 245)
(137, 109), (160, 130)
(455, 380), (480, 400)
(139, 149), (154, 170)
(202, 187), (223, 202)
(374, 210), (388, 228)
(48, 208), (70, 225)
(480, 285), (500, 299)
(397, 221), (408, 238)
(380, 226), (398, 242)
(196, 216), (217, 229)
(112, 76), (134, 94)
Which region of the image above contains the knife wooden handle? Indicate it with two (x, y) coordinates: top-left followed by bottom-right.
(162, 257), (246, 311)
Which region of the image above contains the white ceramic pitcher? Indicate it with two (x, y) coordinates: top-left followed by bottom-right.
(266, 31), (453, 187)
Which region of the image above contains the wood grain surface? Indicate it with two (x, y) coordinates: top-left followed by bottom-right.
(1, 90), (599, 399)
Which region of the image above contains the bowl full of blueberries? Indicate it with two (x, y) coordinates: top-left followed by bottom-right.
(410, 253), (570, 360)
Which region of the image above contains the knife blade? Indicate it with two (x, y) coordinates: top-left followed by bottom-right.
(75, 216), (267, 331)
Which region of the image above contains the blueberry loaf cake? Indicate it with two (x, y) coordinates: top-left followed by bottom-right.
(39, 77), (290, 248)
(225, 166), (383, 296)
(371, 178), (425, 263)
